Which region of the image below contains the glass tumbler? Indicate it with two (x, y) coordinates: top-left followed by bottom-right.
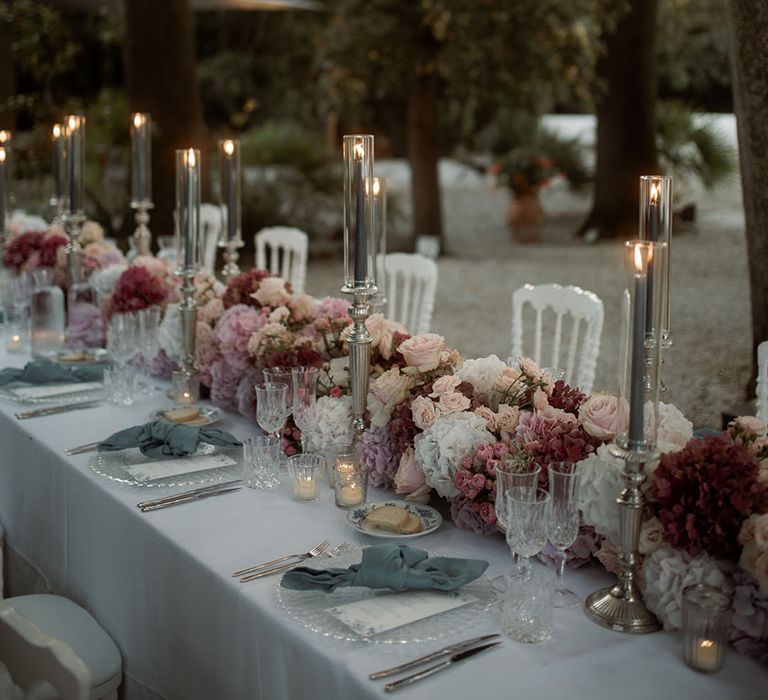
(104, 365), (136, 406)
(682, 584), (730, 673)
(243, 435), (281, 489)
(287, 453), (324, 501)
(501, 570), (553, 643)
(333, 456), (367, 509)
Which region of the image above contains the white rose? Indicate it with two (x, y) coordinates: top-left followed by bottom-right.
(366, 313), (408, 360)
(398, 333), (445, 371)
(496, 404), (520, 436)
(638, 517), (665, 555)
(579, 393), (626, 442)
(252, 277), (291, 307)
(367, 367), (412, 427)
(653, 402), (693, 453)
(494, 366), (521, 393)
(474, 406), (498, 432)
(429, 374), (461, 397)
(456, 354), (507, 397)
(411, 396), (439, 430)
(328, 357), (350, 389)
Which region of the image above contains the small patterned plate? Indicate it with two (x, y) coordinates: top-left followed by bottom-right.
(149, 406), (222, 427)
(346, 501), (443, 540)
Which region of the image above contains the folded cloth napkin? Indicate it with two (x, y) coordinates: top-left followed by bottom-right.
(0, 359), (104, 387)
(97, 419), (242, 458)
(280, 544), (488, 593)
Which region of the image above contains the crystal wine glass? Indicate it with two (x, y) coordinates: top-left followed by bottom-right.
(107, 313), (140, 368)
(506, 487), (551, 584)
(263, 367), (294, 416)
(494, 458), (541, 588)
(137, 306), (161, 394)
(546, 461), (583, 608)
(254, 382), (290, 442)
(291, 366), (319, 452)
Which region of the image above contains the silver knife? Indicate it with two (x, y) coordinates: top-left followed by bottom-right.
(15, 400), (102, 420)
(383, 641), (501, 693)
(65, 441), (101, 456)
(139, 485), (242, 512)
(137, 480), (243, 509)
(369, 634), (501, 679)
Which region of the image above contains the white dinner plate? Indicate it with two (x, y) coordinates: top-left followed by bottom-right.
(149, 406), (222, 427)
(346, 501), (443, 540)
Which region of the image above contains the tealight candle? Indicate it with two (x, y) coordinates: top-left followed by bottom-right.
(287, 454), (324, 502)
(171, 370), (199, 406)
(334, 457), (367, 509)
(293, 477), (319, 501)
(6, 333), (23, 352)
(682, 584), (729, 673)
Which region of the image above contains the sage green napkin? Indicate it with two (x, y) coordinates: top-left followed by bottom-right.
(97, 419), (242, 458)
(0, 359), (104, 387)
(280, 544), (488, 593)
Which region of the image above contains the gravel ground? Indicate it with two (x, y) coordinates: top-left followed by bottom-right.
(305, 163), (751, 429)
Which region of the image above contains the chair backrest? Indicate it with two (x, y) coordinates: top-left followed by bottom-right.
(510, 283), (604, 394)
(199, 203), (222, 274)
(385, 253), (438, 335)
(757, 340), (768, 422)
(254, 227), (308, 294)
(0, 602), (90, 700)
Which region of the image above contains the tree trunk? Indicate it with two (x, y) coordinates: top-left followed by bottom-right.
(578, 0), (659, 240)
(726, 0), (768, 396)
(0, 22), (14, 130)
(407, 71), (443, 247)
(122, 0), (205, 244)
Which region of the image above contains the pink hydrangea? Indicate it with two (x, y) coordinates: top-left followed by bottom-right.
(215, 304), (269, 370)
(209, 358), (241, 412)
(516, 405), (601, 465)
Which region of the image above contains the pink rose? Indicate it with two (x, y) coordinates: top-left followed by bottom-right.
(430, 374), (461, 397)
(496, 404), (520, 436)
(474, 406), (498, 431)
(394, 448), (431, 503)
(579, 393), (625, 441)
(754, 514), (768, 550)
(471, 473), (486, 490)
(411, 395), (439, 430)
(533, 387), (549, 410)
(252, 277), (291, 307)
(518, 356), (543, 381)
(495, 366), (521, 393)
(476, 443), (494, 461)
(370, 367), (411, 406)
(290, 293), (316, 322)
(366, 313), (409, 360)
(438, 391), (471, 415)
(736, 416), (768, 438)
(478, 502), (497, 525)
(398, 333), (445, 371)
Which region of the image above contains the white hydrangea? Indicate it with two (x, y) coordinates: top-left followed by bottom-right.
(90, 264), (128, 297)
(654, 401), (694, 453)
(414, 412), (494, 498)
(577, 443), (626, 543)
(157, 303), (184, 362)
(640, 544), (730, 630)
(303, 395), (355, 452)
(456, 354), (507, 397)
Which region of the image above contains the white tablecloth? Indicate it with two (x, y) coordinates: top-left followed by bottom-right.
(0, 348), (766, 700)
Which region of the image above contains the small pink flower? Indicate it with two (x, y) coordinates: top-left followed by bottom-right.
(471, 473), (486, 490)
(533, 387), (548, 410)
(330, 386), (343, 399)
(438, 391), (471, 414)
(430, 374), (461, 397)
(493, 442), (509, 458)
(476, 443), (494, 461)
(478, 502), (497, 525)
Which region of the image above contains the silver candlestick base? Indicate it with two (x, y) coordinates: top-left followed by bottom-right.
(132, 203), (154, 256)
(345, 287), (373, 434)
(584, 447), (661, 634)
(63, 213), (85, 287)
(220, 240), (244, 283)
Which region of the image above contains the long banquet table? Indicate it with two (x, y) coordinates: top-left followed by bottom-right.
(0, 347), (766, 700)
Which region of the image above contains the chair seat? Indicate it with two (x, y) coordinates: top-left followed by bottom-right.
(8, 596), (121, 697)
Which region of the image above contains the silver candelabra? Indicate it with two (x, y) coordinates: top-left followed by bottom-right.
(345, 288), (372, 434)
(132, 203), (154, 256)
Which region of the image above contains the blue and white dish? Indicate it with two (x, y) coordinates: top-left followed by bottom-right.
(346, 501), (442, 540)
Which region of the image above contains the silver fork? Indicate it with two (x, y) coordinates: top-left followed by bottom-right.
(326, 542), (350, 558)
(238, 541), (348, 583)
(232, 539), (330, 578)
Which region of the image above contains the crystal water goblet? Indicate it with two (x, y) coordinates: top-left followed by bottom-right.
(263, 367), (294, 416)
(107, 313), (140, 368)
(546, 461), (583, 608)
(137, 306), (161, 394)
(291, 366), (319, 452)
(254, 382), (290, 442)
(506, 487), (551, 583)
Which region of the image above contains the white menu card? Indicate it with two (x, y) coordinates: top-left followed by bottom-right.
(125, 454), (237, 482)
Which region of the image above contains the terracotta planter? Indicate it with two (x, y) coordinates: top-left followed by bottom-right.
(507, 191), (545, 243)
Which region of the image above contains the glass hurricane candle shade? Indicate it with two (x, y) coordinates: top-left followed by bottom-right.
(638, 176), (672, 343)
(51, 124), (65, 211)
(218, 139), (242, 245)
(342, 134), (377, 293)
(63, 115), (86, 215)
(333, 454), (367, 508)
(171, 370), (200, 406)
(174, 148), (201, 273)
(614, 240), (665, 456)
(130, 113), (152, 207)
(370, 176), (388, 307)
(682, 584), (730, 673)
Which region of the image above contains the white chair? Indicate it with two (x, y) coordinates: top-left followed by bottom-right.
(385, 253), (438, 335)
(199, 203), (222, 275)
(0, 596), (121, 700)
(510, 283), (604, 394)
(254, 227), (308, 293)
(757, 340), (768, 423)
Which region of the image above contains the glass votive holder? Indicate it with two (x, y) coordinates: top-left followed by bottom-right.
(333, 456), (367, 509)
(287, 453), (324, 501)
(5, 307), (29, 353)
(325, 443), (355, 488)
(682, 584), (730, 673)
(171, 370), (200, 406)
(104, 365), (136, 406)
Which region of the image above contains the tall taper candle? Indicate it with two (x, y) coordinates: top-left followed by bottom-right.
(354, 142), (366, 282)
(52, 124), (65, 204)
(645, 181), (659, 332)
(629, 244), (647, 444)
(185, 149), (197, 268)
(65, 115), (85, 214)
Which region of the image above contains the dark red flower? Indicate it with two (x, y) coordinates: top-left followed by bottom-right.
(112, 266), (166, 313)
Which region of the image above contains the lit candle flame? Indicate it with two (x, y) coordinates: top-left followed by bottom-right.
(354, 142), (365, 159)
(372, 177), (381, 197)
(186, 148), (196, 168)
(701, 640), (715, 649)
(0, 130), (10, 144)
(633, 243), (645, 273)
(650, 181), (659, 204)
(67, 115), (78, 131)
(223, 139), (235, 156)
(0, 148), (6, 164)
(132, 113), (144, 129)
(52, 124), (62, 139)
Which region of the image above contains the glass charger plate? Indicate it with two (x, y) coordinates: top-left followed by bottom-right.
(275, 546), (495, 644)
(88, 444), (242, 488)
(0, 382), (105, 405)
(149, 406), (221, 427)
(346, 501), (442, 540)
